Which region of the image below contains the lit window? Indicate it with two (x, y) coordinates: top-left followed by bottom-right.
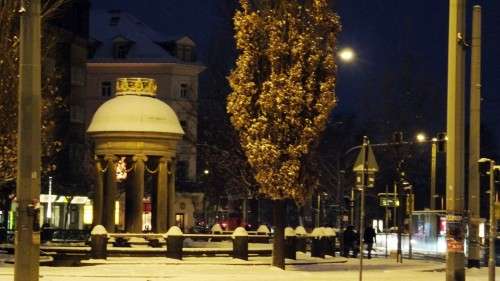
(101, 81), (112, 97)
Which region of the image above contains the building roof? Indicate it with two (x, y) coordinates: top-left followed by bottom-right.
(89, 9), (196, 62)
(87, 94), (184, 135)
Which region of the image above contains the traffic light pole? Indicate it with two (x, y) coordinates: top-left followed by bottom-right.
(15, 1), (42, 280)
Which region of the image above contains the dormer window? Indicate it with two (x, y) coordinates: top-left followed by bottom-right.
(114, 43), (129, 58)
(112, 36), (134, 59)
(110, 16), (120, 26)
(176, 45), (193, 62)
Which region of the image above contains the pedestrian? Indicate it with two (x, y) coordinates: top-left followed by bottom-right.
(364, 225), (377, 259)
(342, 225), (356, 257)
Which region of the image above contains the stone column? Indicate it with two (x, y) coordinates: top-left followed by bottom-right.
(126, 154), (147, 232)
(93, 156), (104, 227)
(103, 155), (117, 232)
(167, 158), (176, 228)
(153, 157), (168, 233)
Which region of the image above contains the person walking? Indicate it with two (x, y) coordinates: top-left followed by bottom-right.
(364, 225), (377, 259)
(342, 225), (356, 257)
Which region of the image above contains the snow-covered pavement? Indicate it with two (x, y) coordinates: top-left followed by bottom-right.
(0, 255), (493, 281)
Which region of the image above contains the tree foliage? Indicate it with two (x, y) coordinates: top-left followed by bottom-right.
(227, 0), (341, 203)
(0, 0), (67, 187)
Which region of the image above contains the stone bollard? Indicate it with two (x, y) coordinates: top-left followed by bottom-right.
(284, 227), (296, 260)
(232, 227), (248, 260)
(165, 226), (184, 260)
(90, 225), (108, 259)
(295, 226), (307, 253)
(255, 225), (271, 243)
(210, 223), (223, 242)
(310, 227), (325, 258)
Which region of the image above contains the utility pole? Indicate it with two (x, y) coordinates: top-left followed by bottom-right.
(446, 0), (466, 280)
(15, 0), (42, 280)
(467, 5), (482, 269)
(358, 136), (369, 281)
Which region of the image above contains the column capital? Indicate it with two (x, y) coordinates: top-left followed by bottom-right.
(133, 154), (148, 163)
(104, 154), (118, 163)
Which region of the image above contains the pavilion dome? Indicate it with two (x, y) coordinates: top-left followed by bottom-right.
(87, 78), (184, 135)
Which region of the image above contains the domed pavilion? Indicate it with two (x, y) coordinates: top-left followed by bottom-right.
(87, 77), (184, 233)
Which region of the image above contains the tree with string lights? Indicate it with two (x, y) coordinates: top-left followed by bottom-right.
(227, 0), (340, 268)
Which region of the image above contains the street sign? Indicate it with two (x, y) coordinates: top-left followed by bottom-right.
(353, 145), (379, 173)
(378, 193), (399, 208)
(355, 172), (376, 189)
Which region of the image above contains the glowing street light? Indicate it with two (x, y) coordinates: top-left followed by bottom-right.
(416, 133), (427, 143)
(338, 47), (355, 62)
(203, 169), (210, 175)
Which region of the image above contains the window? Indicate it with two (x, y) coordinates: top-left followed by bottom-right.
(71, 66), (85, 86)
(176, 160), (188, 181)
(110, 16), (120, 26)
(180, 120), (187, 131)
(113, 43), (130, 59)
(176, 45), (193, 61)
(180, 83), (189, 99)
(70, 105), (84, 123)
(101, 81), (112, 97)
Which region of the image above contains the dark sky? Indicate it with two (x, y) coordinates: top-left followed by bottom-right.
(90, 0), (500, 154)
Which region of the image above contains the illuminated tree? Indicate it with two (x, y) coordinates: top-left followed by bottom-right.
(227, 0), (340, 267)
(0, 1), (67, 189)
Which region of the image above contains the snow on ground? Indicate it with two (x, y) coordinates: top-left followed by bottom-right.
(0, 254), (494, 281)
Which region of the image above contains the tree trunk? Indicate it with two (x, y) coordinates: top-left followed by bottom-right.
(272, 200), (285, 269)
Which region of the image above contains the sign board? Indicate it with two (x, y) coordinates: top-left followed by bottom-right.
(355, 172), (376, 188)
(378, 193), (399, 208)
(353, 145), (379, 173)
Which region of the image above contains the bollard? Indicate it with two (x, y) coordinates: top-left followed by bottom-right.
(232, 227), (248, 260)
(310, 227), (325, 258)
(211, 223), (223, 242)
(256, 225), (271, 243)
(284, 227), (296, 260)
(165, 226), (184, 260)
(295, 226), (307, 253)
(90, 225), (108, 259)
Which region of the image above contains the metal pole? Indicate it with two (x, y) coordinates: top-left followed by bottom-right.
(15, 0), (42, 280)
(46, 176), (53, 225)
(359, 136), (368, 281)
(488, 161), (496, 281)
(316, 192), (320, 227)
(408, 192), (413, 259)
(446, 0), (466, 280)
(350, 188), (355, 225)
(430, 141), (437, 210)
(468, 5), (482, 269)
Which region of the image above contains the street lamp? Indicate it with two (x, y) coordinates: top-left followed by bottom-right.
(338, 47), (356, 63)
(416, 133), (426, 143)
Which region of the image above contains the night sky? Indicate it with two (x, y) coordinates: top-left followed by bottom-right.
(90, 0), (500, 154)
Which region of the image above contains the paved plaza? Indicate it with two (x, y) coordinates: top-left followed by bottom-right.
(0, 255), (493, 281)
